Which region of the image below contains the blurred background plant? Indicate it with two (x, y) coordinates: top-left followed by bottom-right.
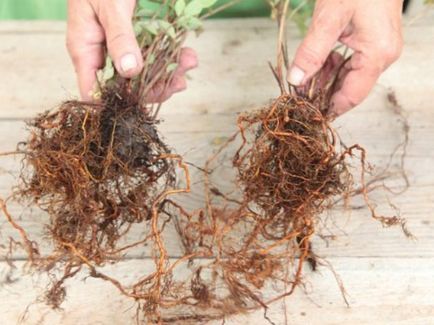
(0, 0), (312, 22)
(0, 0), (315, 36)
(2, 1), (427, 35)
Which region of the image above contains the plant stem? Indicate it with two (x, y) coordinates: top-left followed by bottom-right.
(276, 0), (290, 94)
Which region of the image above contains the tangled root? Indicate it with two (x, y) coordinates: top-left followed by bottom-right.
(7, 83), (178, 307)
(234, 95), (350, 237)
(163, 88), (410, 323)
(0, 88), (410, 323)
(0, 16), (411, 324)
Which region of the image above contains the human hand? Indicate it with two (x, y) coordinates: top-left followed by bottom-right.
(66, 0), (197, 101)
(287, 0), (404, 116)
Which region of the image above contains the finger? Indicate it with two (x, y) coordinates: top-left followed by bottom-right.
(146, 48), (197, 103)
(96, 0), (143, 78)
(176, 47), (198, 75)
(156, 48), (197, 101)
(74, 46), (105, 100)
(167, 75), (187, 96)
(146, 78), (186, 103)
(316, 51), (345, 90)
(146, 76), (187, 103)
(330, 52), (381, 116)
(287, 0), (352, 86)
(331, 24), (403, 116)
(67, 0), (106, 100)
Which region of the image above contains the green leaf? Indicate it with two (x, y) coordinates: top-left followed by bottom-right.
(158, 20), (176, 39)
(135, 7), (156, 18)
(134, 21), (157, 36)
(102, 56), (115, 80)
(147, 54), (156, 65)
(134, 22), (144, 36)
(184, 0), (204, 17)
(174, 0), (186, 16)
(144, 21), (159, 35)
(167, 26), (176, 39)
(186, 17), (202, 30)
(177, 16), (203, 31)
(200, 0), (217, 9)
(166, 63), (179, 73)
(292, 11), (311, 36)
(176, 16), (189, 28)
(158, 20), (171, 30)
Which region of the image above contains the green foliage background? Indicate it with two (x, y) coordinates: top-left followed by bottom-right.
(0, 0), (311, 20)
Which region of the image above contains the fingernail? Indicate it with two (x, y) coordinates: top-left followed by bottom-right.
(120, 53), (137, 73)
(288, 65), (305, 86)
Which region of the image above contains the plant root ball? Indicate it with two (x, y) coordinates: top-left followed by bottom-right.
(234, 94), (351, 238)
(18, 92), (175, 265)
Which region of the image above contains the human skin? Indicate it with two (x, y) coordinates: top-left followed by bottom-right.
(67, 0), (403, 113)
(287, 0), (404, 116)
(66, 0), (198, 101)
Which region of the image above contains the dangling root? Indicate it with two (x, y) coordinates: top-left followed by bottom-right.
(0, 0), (411, 322)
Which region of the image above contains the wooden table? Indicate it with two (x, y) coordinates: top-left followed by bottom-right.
(0, 16), (434, 325)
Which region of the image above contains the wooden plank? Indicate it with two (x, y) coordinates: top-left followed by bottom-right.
(0, 19), (434, 118)
(2, 183), (432, 259)
(0, 17), (433, 325)
(0, 113), (433, 259)
(0, 258), (433, 324)
(0, 92), (432, 154)
(0, 64), (433, 259)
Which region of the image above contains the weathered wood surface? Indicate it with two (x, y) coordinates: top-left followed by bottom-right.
(1, 16), (434, 324)
(1, 258), (434, 325)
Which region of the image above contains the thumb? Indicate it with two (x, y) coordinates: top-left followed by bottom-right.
(287, 0), (352, 86)
(97, 0), (143, 78)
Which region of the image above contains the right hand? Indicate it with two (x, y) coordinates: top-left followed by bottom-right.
(287, 0), (404, 116)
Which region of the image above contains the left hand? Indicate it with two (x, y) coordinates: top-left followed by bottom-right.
(66, 0), (198, 102)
